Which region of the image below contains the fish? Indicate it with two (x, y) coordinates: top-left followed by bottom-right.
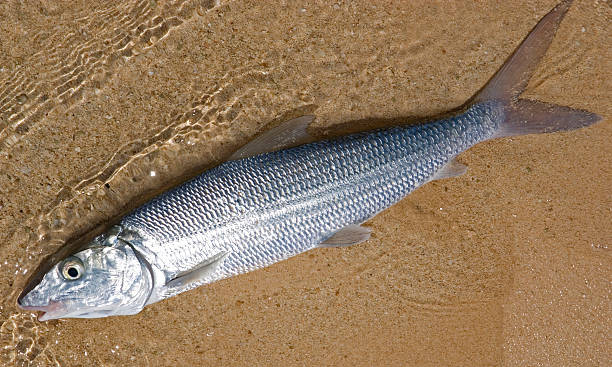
(18, 0), (601, 321)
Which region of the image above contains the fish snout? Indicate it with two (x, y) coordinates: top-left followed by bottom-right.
(17, 293), (66, 321)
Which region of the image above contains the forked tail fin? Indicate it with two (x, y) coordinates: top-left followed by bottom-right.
(472, 0), (601, 138)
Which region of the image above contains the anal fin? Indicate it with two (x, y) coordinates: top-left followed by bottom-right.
(165, 251), (228, 290)
(428, 158), (467, 182)
(319, 225), (372, 248)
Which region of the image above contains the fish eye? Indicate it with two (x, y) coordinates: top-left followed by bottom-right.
(61, 256), (85, 280)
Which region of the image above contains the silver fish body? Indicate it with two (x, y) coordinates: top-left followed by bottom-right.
(122, 102), (502, 303)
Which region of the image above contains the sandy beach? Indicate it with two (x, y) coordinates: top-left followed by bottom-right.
(0, 0), (610, 365)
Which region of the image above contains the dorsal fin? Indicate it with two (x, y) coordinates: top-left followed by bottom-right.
(229, 115), (315, 160)
(165, 251), (228, 290)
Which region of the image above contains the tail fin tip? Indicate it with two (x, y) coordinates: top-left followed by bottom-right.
(495, 99), (601, 138)
(474, 0), (574, 103)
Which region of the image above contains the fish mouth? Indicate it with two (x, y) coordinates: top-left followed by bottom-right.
(17, 299), (66, 321)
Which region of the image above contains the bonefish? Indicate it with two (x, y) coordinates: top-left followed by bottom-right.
(18, 0), (601, 320)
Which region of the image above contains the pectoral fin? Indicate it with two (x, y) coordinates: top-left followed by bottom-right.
(165, 251), (228, 290)
(229, 115), (315, 160)
(319, 225), (372, 248)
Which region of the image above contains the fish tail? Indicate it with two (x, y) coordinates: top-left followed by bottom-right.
(472, 0), (601, 138)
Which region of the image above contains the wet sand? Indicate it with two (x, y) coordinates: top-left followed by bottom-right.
(0, 0), (610, 366)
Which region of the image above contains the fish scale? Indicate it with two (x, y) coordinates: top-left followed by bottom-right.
(120, 101), (502, 300)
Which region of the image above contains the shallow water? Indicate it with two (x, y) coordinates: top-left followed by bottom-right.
(0, 0), (610, 365)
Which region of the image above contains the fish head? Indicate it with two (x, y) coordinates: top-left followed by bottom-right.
(18, 227), (152, 321)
